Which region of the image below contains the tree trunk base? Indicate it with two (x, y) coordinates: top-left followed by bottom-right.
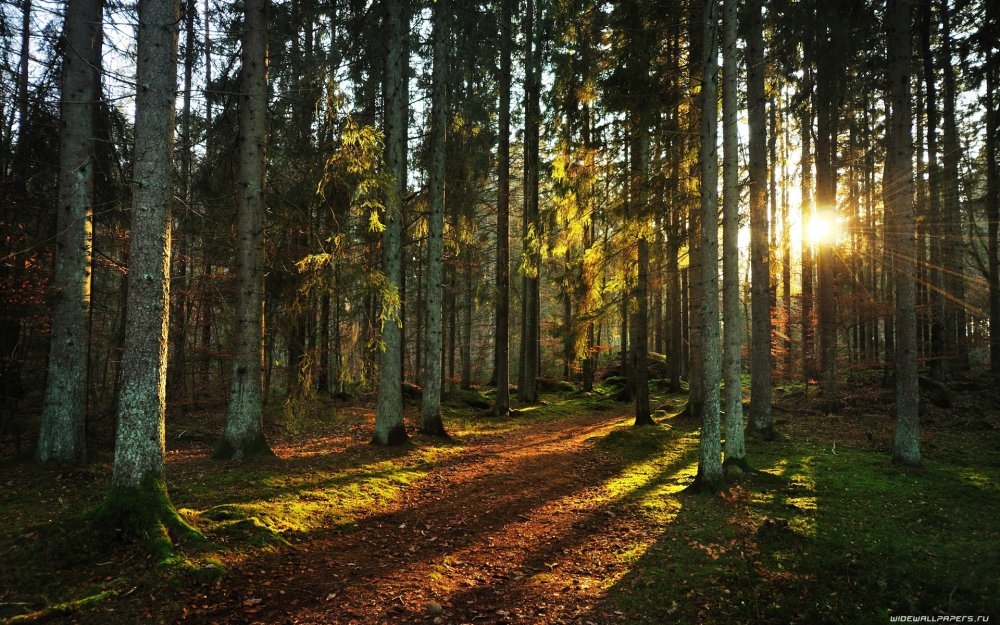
(371, 423), (410, 446)
(419, 415), (449, 438)
(749, 424), (777, 441)
(723, 456), (753, 475)
(675, 400), (702, 420)
(681, 468), (725, 495)
(892, 452), (922, 469)
(94, 477), (205, 563)
(212, 432), (273, 461)
(633, 413), (656, 427)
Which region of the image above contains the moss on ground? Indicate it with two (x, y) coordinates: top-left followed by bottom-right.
(598, 420), (1000, 623)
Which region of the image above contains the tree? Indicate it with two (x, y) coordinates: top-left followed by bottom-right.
(987, 0), (1000, 373)
(97, 0), (201, 549)
(815, 2), (843, 412)
(420, 0), (448, 436)
(633, 128), (653, 426)
(886, 0), (920, 465)
(494, 0), (512, 416)
(688, 0), (723, 492)
(216, 0), (273, 460)
(920, 0), (946, 381)
(518, 0), (541, 404)
(685, 0), (705, 421)
(939, 0), (967, 371)
(373, 0), (409, 446)
(721, 0), (747, 467)
(36, 0), (104, 465)
(746, 0), (774, 436)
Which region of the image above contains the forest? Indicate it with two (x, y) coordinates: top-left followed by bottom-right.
(0, 0), (998, 622)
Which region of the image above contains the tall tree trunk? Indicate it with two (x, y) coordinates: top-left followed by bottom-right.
(633, 128), (652, 426)
(494, 0), (512, 415)
(198, 0), (213, 384)
(685, 0), (704, 420)
(667, 100), (683, 393)
(690, 0), (723, 491)
(37, 0), (104, 465)
(168, 0), (195, 403)
(461, 256), (473, 390)
(101, 0), (199, 547)
(921, 0), (946, 381)
(800, 90), (814, 387)
(12, 0), (31, 179)
(815, 15), (840, 411)
(887, 0), (920, 466)
(781, 98), (792, 375)
(217, 0), (272, 460)
(939, 0), (967, 371)
(373, 0), (409, 445)
(420, 0), (448, 435)
(518, 0), (540, 403)
(721, 0), (747, 466)
(747, 0), (773, 436)
(987, 0), (1000, 373)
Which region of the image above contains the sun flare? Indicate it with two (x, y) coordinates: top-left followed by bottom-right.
(807, 213), (838, 246)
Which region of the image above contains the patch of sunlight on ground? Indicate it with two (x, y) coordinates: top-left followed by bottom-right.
(188, 446), (463, 547)
(948, 467), (999, 492)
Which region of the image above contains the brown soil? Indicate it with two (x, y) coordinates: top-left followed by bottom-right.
(176, 409), (654, 625)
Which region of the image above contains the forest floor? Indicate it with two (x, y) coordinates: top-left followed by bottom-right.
(1, 368), (999, 624)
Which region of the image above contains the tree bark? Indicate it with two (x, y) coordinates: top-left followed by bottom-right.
(420, 0), (448, 436)
(721, 0), (746, 465)
(987, 0), (1000, 373)
(746, 0), (773, 435)
(921, 0), (946, 381)
(37, 0), (103, 465)
(101, 0), (200, 550)
(217, 0), (272, 460)
(886, 0), (920, 465)
(518, 0), (541, 403)
(633, 128), (652, 426)
(685, 0), (704, 420)
(800, 91), (814, 387)
(815, 11), (840, 411)
(690, 0), (723, 491)
(493, 0), (512, 415)
(373, 0), (409, 445)
(939, 0), (967, 371)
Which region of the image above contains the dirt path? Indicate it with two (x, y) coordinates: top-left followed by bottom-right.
(177, 410), (668, 625)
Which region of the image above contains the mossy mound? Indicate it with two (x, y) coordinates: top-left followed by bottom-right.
(536, 378), (578, 393)
(599, 352), (673, 380)
(92, 476), (206, 564)
(443, 389), (492, 410)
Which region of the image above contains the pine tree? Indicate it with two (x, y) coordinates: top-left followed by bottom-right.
(373, 0), (409, 445)
(494, 0), (512, 416)
(216, 0), (273, 460)
(887, 0), (920, 466)
(98, 0), (202, 549)
(37, 0), (104, 465)
(721, 0), (747, 467)
(688, 0), (723, 493)
(746, 0), (774, 436)
(420, 0), (448, 436)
